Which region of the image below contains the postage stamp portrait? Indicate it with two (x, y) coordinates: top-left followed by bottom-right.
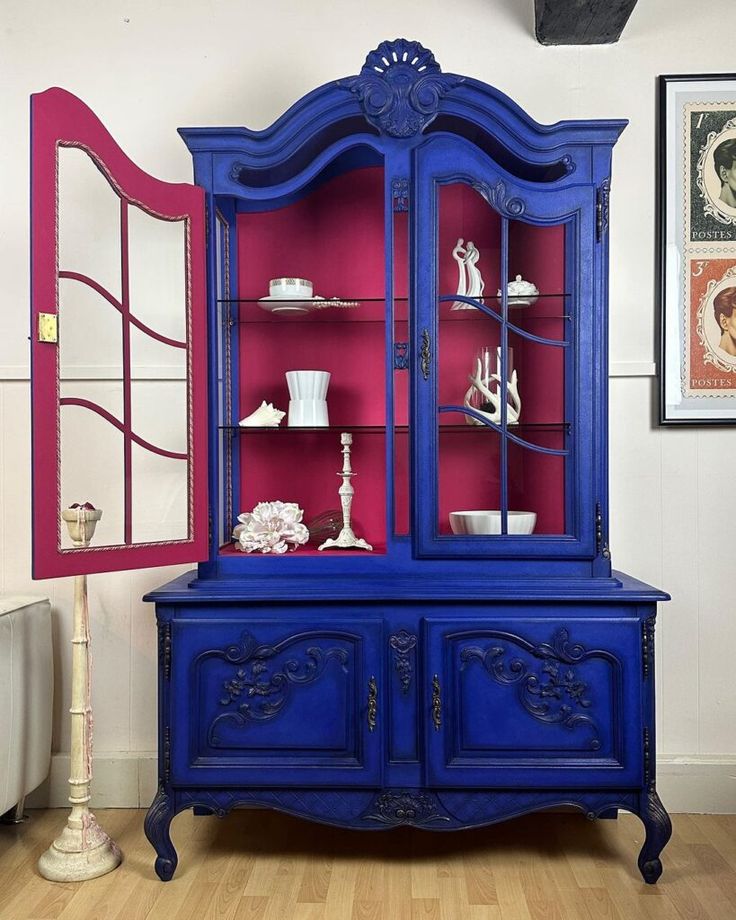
(685, 258), (736, 396)
(686, 102), (736, 244)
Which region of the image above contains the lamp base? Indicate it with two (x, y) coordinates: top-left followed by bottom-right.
(38, 814), (122, 881)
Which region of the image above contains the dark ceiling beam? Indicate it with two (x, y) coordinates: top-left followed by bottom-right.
(534, 0), (638, 45)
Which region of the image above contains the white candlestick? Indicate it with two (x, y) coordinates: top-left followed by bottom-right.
(318, 433), (373, 551)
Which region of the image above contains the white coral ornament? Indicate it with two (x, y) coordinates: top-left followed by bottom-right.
(234, 501), (309, 554)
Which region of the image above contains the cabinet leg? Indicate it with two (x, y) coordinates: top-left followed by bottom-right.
(144, 787), (178, 881)
(637, 785), (672, 884)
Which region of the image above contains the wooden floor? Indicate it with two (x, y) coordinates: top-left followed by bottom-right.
(0, 809), (735, 919)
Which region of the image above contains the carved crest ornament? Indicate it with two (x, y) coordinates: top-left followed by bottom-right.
(341, 39), (463, 138)
(363, 791), (450, 826)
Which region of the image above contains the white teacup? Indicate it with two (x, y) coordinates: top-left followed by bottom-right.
(269, 277), (313, 299)
(285, 370), (330, 400)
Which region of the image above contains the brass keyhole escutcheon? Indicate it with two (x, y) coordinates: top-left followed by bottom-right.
(367, 676), (378, 732)
(432, 674), (441, 731)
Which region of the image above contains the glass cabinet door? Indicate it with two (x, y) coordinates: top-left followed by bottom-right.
(30, 89), (209, 578)
(412, 136), (596, 558)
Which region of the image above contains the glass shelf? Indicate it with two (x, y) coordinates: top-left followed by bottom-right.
(220, 296), (392, 304)
(222, 425), (389, 433)
(440, 294), (571, 301)
(220, 423), (571, 433)
(441, 310), (571, 323)
(225, 294), (571, 325)
(228, 298), (392, 324)
(218, 294), (572, 304)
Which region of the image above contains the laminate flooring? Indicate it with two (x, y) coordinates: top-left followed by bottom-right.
(1, 809), (735, 919)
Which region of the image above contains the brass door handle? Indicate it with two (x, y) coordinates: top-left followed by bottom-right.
(367, 675), (378, 732)
(432, 674), (441, 731)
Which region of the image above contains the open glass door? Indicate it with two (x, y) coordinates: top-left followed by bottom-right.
(30, 88), (208, 578)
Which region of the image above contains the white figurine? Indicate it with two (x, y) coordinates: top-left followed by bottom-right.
(452, 239), (485, 310)
(465, 241), (485, 301)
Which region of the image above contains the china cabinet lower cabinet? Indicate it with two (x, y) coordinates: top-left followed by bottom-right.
(29, 38), (671, 884)
(143, 578), (670, 884)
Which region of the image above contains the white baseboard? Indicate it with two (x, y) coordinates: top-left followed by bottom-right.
(656, 755), (736, 814)
(26, 753), (159, 810)
(25, 753), (736, 814)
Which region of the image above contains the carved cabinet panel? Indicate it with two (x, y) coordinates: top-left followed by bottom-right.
(424, 614), (643, 787)
(169, 617), (383, 785)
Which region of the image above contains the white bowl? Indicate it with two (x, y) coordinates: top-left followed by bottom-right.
(449, 510), (537, 535)
(285, 370), (330, 400)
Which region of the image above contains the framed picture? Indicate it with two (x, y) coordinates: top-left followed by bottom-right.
(659, 74), (736, 424)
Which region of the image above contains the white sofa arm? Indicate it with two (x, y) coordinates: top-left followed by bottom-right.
(0, 596), (53, 818)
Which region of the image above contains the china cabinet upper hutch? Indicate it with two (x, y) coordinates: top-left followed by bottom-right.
(30, 39), (671, 883)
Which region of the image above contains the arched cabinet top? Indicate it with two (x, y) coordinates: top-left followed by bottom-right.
(179, 39), (627, 200)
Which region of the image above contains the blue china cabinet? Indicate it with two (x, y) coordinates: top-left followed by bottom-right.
(30, 39), (671, 883)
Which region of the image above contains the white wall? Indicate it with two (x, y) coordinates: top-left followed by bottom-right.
(2, 0), (735, 811)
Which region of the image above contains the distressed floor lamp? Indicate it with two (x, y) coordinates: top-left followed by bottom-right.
(38, 505), (122, 881)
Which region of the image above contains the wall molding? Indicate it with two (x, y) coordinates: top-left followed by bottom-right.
(1, 363), (657, 383)
(0, 366), (186, 382)
(25, 753), (736, 813)
(609, 361), (657, 377)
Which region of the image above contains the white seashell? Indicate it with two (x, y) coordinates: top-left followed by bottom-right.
(238, 401), (286, 427)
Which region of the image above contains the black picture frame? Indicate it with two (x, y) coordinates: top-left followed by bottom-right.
(658, 73), (736, 425)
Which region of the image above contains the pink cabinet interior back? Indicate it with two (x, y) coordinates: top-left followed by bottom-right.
(230, 168), (566, 550)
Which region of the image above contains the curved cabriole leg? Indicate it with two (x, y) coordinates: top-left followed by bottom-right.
(144, 787), (178, 881)
(637, 786), (672, 884)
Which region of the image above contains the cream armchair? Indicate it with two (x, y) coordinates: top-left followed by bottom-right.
(0, 596), (53, 822)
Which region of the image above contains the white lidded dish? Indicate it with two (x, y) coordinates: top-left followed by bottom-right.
(496, 274), (539, 308)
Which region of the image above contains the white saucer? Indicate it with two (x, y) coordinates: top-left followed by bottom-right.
(258, 295), (325, 314)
